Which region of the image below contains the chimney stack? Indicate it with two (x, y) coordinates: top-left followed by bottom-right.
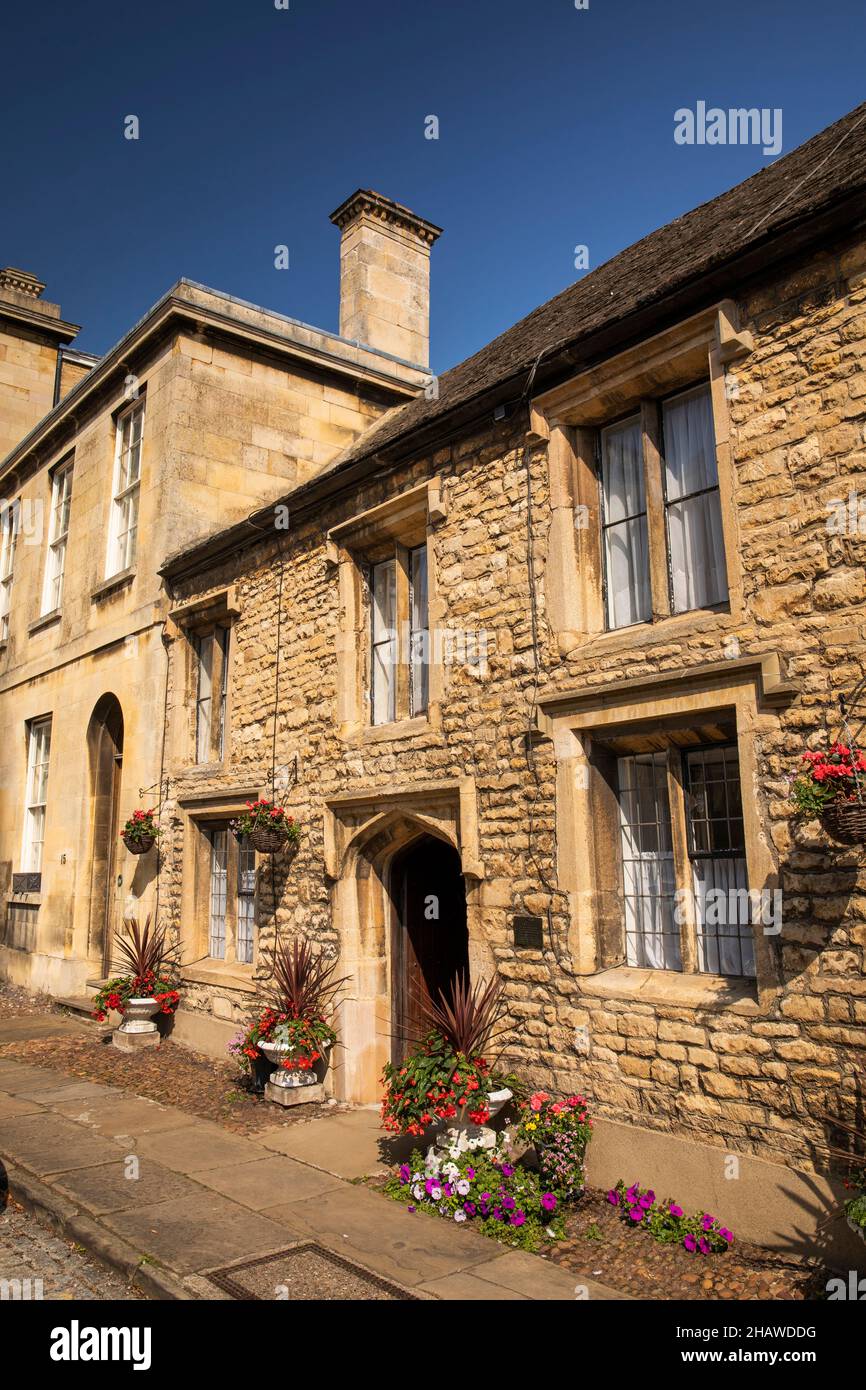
(330, 190), (442, 369)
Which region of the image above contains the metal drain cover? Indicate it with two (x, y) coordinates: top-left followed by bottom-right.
(206, 1242), (420, 1301)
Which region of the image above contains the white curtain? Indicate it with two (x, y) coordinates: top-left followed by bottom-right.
(409, 546), (429, 716)
(617, 754), (681, 971)
(371, 559), (397, 725)
(602, 417), (651, 628)
(663, 387), (728, 612)
(693, 856), (754, 977)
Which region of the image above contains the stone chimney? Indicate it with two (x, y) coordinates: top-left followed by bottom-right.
(330, 190), (442, 369)
(0, 268), (80, 460)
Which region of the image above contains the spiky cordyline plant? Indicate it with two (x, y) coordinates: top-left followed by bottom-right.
(422, 972), (508, 1059)
(266, 936), (348, 1021)
(113, 915), (180, 981)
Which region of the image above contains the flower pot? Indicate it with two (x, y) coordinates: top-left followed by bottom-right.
(250, 828), (299, 856)
(118, 997), (160, 1034)
(123, 833), (156, 855)
(435, 1088), (513, 1155)
(259, 1038), (322, 1088)
(847, 1213), (866, 1244)
(820, 802), (866, 845)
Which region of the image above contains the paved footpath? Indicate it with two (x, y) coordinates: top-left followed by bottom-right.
(0, 1054), (626, 1301)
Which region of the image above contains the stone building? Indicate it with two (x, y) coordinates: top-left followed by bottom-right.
(156, 105), (866, 1256)
(0, 194), (439, 997)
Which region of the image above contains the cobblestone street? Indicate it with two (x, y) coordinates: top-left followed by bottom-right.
(0, 1202), (140, 1302)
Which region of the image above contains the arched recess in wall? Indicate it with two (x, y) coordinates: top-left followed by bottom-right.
(86, 694), (124, 976)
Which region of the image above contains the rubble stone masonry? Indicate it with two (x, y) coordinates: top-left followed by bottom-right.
(163, 226), (866, 1181)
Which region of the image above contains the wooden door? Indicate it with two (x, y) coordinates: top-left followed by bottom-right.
(392, 836), (469, 1060)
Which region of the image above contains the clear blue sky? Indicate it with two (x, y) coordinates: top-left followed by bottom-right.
(2, 0), (864, 372)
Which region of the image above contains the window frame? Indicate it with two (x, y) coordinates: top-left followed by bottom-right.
(597, 381), (728, 632)
(41, 460), (74, 616)
(367, 540), (429, 728)
(194, 624), (230, 764)
(22, 716), (52, 874)
(0, 498), (19, 642)
(202, 820), (257, 966)
(106, 396), (145, 578)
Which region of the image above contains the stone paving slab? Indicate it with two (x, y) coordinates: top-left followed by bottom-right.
(51, 1158), (206, 1216)
(100, 1192), (300, 1276)
(0, 1016), (88, 1044)
(417, 1268), (530, 1299)
(257, 1108), (415, 1178)
(0, 1062), (81, 1092)
(193, 1154), (343, 1210)
(460, 1248), (627, 1300)
(51, 1094), (191, 1139)
(261, 1183), (500, 1287)
(23, 1080), (118, 1107)
(0, 1112), (125, 1176)
(130, 1122), (271, 1173)
(0, 1091), (44, 1119)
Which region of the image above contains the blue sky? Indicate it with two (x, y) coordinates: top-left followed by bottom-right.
(2, 0), (864, 372)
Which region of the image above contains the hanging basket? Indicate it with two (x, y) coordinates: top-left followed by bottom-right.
(122, 833), (156, 855)
(820, 802), (866, 845)
(250, 827), (299, 856)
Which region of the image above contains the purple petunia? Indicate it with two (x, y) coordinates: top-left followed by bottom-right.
(464, 1202), (476, 1216)
(719, 1228), (733, 1244)
(683, 1234), (697, 1252)
(628, 1207), (644, 1223)
(639, 1193), (654, 1209)
(399, 1164), (411, 1183)
(501, 1164), (515, 1178)
(502, 1195), (516, 1211)
(699, 1237), (711, 1255)
(541, 1192), (557, 1212)
(510, 1211), (526, 1227)
(607, 1190), (620, 1205)
(669, 1203), (683, 1218)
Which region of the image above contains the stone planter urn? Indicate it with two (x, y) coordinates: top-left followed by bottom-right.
(111, 997), (161, 1052)
(433, 1087), (513, 1155)
(259, 1039), (328, 1108)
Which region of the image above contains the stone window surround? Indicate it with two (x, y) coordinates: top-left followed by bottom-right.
(530, 300), (753, 659)
(325, 478), (447, 743)
(166, 586), (240, 770)
(177, 784), (263, 986)
(536, 652), (796, 1014)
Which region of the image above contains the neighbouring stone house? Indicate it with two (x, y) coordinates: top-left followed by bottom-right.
(156, 105), (866, 1259)
(0, 192), (438, 997)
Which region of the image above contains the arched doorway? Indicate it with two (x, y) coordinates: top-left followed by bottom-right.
(389, 834), (469, 1062)
(86, 695), (124, 976)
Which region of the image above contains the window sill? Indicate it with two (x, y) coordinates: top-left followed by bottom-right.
(181, 962), (257, 993)
(91, 568), (135, 603)
(579, 965), (759, 1013)
(28, 610), (61, 636)
(360, 714), (432, 744)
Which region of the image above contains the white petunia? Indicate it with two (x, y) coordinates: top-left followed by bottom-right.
(454, 1210), (467, 1222)
(456, 1179), (471, 1196)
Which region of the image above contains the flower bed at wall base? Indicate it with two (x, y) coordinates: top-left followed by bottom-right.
(608, 1181), (734, 1255)
(516, 1090), (592, 1201)
(92, 971), (180, 1021)
(386, 1146), (564, 1251)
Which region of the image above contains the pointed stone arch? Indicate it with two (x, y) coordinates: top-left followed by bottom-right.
(324, 777), (489, 1102)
